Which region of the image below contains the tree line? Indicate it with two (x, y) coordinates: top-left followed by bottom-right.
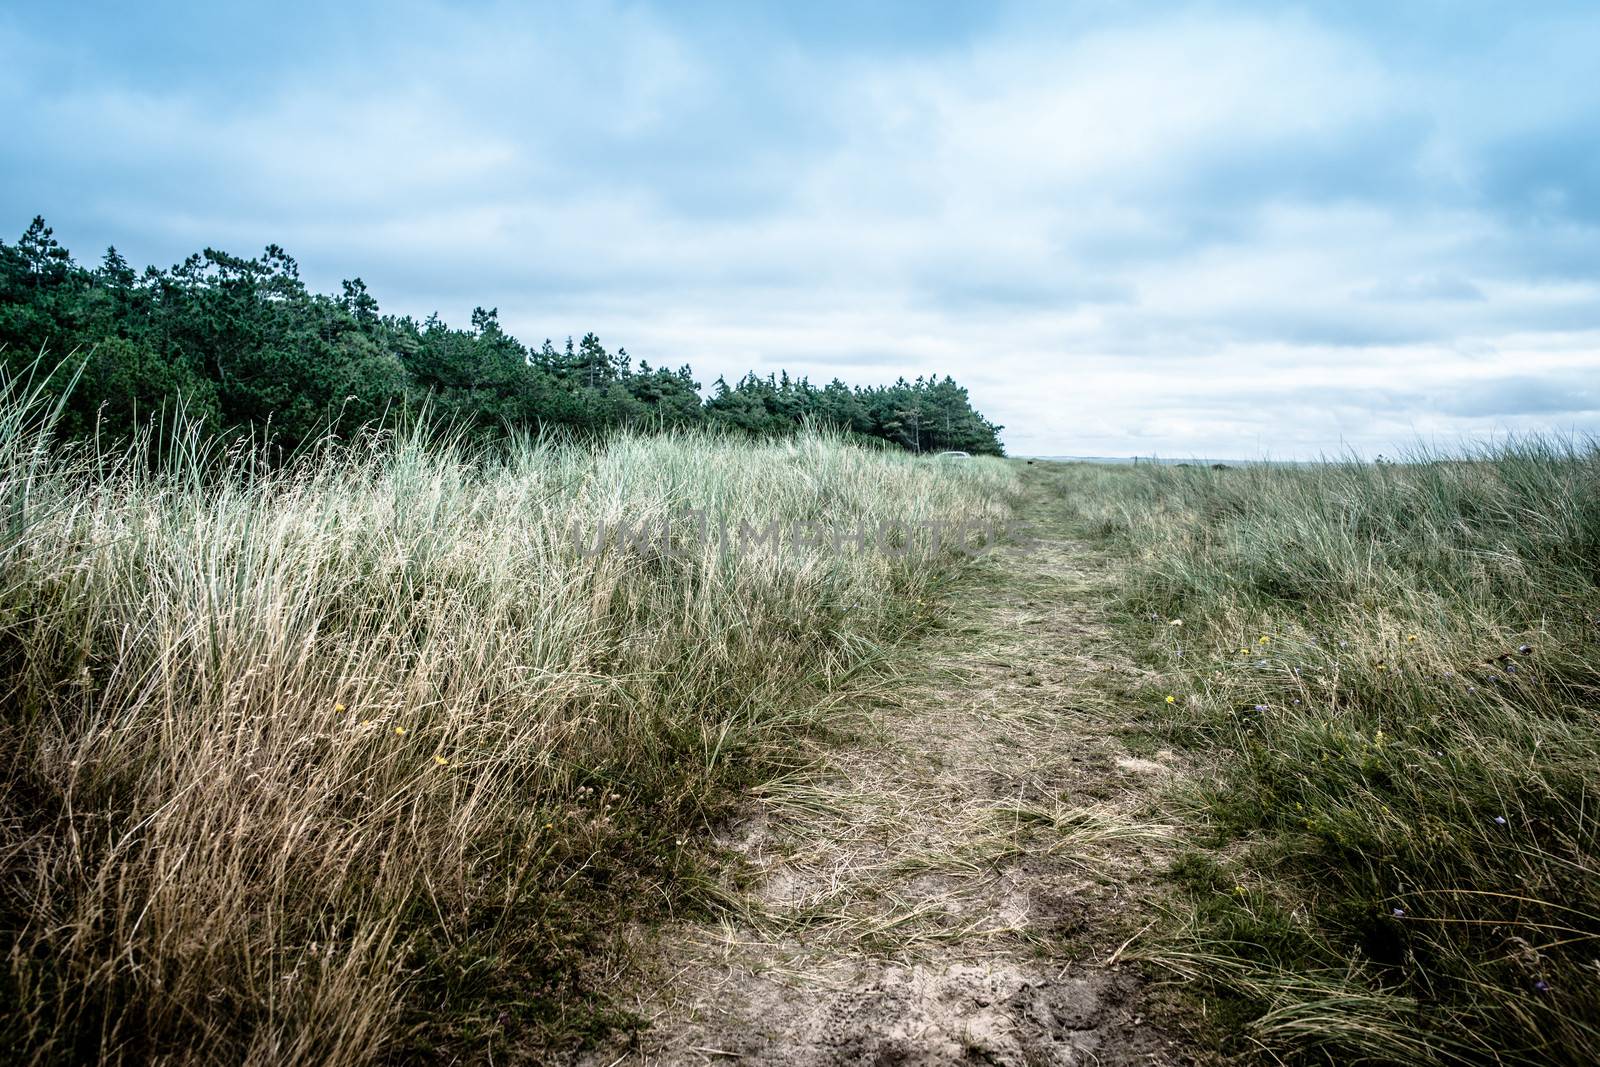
(0, 217), (1005, 455)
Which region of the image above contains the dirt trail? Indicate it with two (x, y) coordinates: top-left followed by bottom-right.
(584, 464), (1192, 1066)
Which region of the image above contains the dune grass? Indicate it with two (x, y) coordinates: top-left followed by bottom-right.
(0, 376), (1016, 1064)
(1059, 445), (1600, 1064)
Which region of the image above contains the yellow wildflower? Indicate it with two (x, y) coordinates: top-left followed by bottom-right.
(434, 754), (448, 766)
(1165, 694), (1177, 704)
(394, 726), (406, 736)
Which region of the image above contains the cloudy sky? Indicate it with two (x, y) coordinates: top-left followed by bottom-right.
(3, 1), (1597, 457)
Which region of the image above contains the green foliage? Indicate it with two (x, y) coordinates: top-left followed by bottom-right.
(704, 370), (1004, 455)
(0, 217), (1004, 455)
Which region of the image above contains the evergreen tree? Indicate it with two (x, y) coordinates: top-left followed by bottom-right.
(0, 218), (1005, 455)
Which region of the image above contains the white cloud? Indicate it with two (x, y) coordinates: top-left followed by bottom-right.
(3, 2), (1597, 457)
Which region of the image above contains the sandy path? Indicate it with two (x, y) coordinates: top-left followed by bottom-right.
(582, 464), (1193, 1066)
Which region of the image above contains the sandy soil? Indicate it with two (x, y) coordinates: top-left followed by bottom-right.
(579, 465), (1194, 1066)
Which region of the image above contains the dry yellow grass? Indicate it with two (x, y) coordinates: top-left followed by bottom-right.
(0, 381), (1016, 1063)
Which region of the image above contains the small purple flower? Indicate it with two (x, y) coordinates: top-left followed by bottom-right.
(1254, 704), (1269, 712)
(1494, 816), (1507, 826)
(1392, 907), (1405, 917)
(1467, 686), (1477, 693)
(1292, 699), (1302, 705)
(1505, 664), (1518, 673)
(1535, 980), (1550, 992)
(1519, 644), (1533, 656)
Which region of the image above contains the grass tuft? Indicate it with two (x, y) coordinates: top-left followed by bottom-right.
(1065, 443), (1600, 1065)
(0, 376), (1016, 1063)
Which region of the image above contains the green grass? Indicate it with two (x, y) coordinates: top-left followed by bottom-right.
(0, 375), (1017, 1064)
(1057, 445), (1600, 1064)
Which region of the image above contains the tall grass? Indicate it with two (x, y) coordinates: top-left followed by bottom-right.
(1062, 443), (1600, 1064)
(0, 378), (1016, 1064)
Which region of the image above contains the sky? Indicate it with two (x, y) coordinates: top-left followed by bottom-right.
(2, 1), (1597, 458)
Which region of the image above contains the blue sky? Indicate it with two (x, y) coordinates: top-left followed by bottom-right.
(3, 1), (1597, 457)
